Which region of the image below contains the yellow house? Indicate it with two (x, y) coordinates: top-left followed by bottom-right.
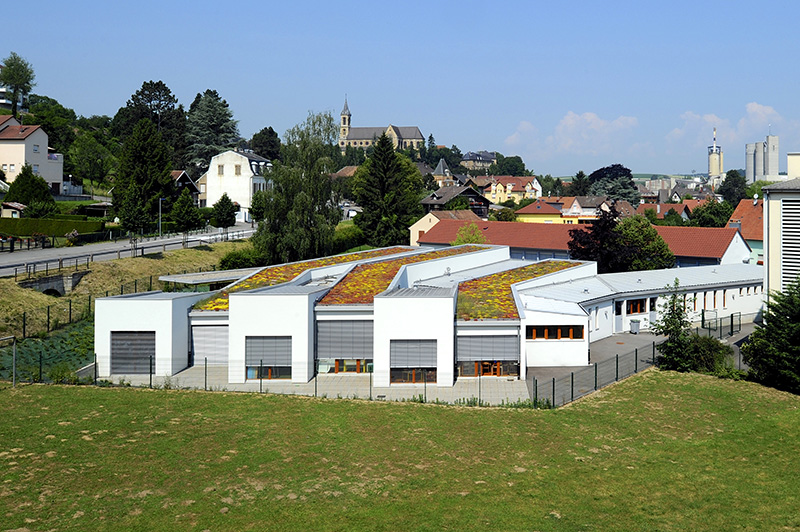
(515, 200), (564, 223)
(483, 176), (542, 204)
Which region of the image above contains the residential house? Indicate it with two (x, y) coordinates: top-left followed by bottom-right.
(94, 245), (763, 388)
(635, 203), (691, 221)
(515, 199), (564, 224)
(409, 210), (482, 246)
(432, 158), (458, 188)
(560, 196), (611, 224)
(461, 151), (496, 171)
(421, 185), (491, 218)
(331, 165), (359, 180)
(418, 219), (752, 267)
(172, 170), (200, 206)
(0, 115), (63, 193)
(763, 178), (800, 294)
(727, 198), (763, 264)
(653, 226), (751, 267)
(1, 201), (25, 218)
(338, 99), (424, 154)
(197, 149), (271, 222)
(474, 176), (542, 204)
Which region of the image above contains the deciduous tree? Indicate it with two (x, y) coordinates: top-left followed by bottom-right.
(652, 279), (693, 371)
(690, 199), (733, 228)
(0, 52), (35, 119)
(718, 169), (747, 206)
(22, 95), (76, 156)
(588, 163), (640, 204)
(450, 223), (487, 245)
(617, 215), (675, 270)
(568, 205), (630, 273)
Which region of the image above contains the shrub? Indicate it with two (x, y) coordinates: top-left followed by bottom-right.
(219, 248), (266, 270)
(331, 224), (366, 254)
(683, 334), (733, 373)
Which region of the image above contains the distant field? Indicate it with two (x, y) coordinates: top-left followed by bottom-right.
(1, 370), (798, 531)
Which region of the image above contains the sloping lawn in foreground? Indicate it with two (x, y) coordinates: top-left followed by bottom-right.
(0, 370), (798, 531)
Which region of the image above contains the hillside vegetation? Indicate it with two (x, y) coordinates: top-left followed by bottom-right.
(0, 370), (798, 531)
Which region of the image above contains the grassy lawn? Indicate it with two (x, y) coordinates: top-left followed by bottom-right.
(0, 370), (798, 531)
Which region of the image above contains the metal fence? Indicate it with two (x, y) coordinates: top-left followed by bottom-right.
(528, 342), (659, 408)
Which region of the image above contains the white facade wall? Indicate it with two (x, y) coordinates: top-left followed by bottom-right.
(94, 292), (206, 377)
(456, 321), (523, 376)
(373, 294), (456, 387)
(204, 151), (267, 222)
(228, 289), (321, 384)
(522, 310), (589, 367)
(720, 232), (753, 265)
(0, 129), (62, 189)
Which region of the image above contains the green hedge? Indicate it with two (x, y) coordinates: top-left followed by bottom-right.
(0, 218), (104, 237)
(52, 214), (88, 221)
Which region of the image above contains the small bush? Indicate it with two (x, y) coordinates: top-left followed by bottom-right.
(47, 363), (79, 384)
(331, 224), (366, 254)
(219, 248), (266, 270)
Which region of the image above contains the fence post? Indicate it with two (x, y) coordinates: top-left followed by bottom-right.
(120, 284), (124, 295)
(552, 377), (556, 407)
(39, 352), (43, 383)
(22, 312), (26, 339)
(635, 347), (638, 373)
(94, 353), (97, 386)
(149, 276), (153, 291)
(260, 359), (264, 393)
(615, 354), (619, 381)
(370, 370), (373, 401)
(149, 355), (153, 389)
(88, 294), (92, 317)
(69, 299), (72, 324)
(570, 372), (574, 402)
(204, 357), (208, 391)
(594, 363), (598, 390)
(12, 339), (16, 388)
(47, 305), (51, 333)
(134, 280), (137, 293)
(652, 341), (656, 364)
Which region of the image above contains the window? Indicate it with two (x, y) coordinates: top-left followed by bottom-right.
(33, 144), (39, 153)
(713, 291), (717, 308)
(723, 290), (727, 308)
(9, 164), (14, 172)
(615, 301), (623, 316)
(200, 184), (206, 193)
(217, 164), (224, 176)
(703, 292), (708, 310)
(526, 325), (583, 340)
(32, 164), (39, 174)
(649, 297), (658, 312)
(235, 164), (241, 176)
(1, 164), (6, 172)
(627, 298), (646, 314)
(693, 293), (698, 311)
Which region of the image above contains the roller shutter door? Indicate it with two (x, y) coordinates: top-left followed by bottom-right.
(390, 339), (437, 368)
(111, 331), (155, 374)
(456, 335), (519, 362)
(245, 336), (292, 366)
(317, 321), (373, 359)
(192, 325), (229, 366)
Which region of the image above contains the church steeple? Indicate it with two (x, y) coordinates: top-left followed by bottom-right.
(340, 96), (351, 146)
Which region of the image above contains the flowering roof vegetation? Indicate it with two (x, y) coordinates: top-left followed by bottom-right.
(457, 261), (578, 321)
(194, 248), (409, 311)
(319, 246), (485, 306)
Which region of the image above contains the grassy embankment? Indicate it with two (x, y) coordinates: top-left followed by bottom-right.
(0, 241), (251, 335)
(0, 370), (798, 531)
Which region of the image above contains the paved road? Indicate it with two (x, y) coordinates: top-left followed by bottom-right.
(0, 223), (255, 278)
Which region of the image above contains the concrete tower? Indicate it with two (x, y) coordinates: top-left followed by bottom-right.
(746, 143), (757, 182)
(708, 128), (723, 178)
(765, 135), (779, 178)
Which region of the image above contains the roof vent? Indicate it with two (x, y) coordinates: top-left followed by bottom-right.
(583, 288), (589, 294)
(637, 278), (642, 283)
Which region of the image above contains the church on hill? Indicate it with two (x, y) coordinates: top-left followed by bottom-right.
(338, 98), (424, 154)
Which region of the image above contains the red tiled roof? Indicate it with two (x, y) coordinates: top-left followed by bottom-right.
(680, 199), (705, 212)
(0, 124), (41, 140)
(0, 115), (17, 128)
(727, 199), (763, 241)
(431, 210), (481, 221)
(515, 200), (562, 215)
(635, 203), (688, 219)
(417, 220), (576, 250)
(654, 226), (740, 259)
(493, 176), (535, 188)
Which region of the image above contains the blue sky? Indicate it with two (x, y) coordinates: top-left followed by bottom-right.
(6, 0), (800, 176)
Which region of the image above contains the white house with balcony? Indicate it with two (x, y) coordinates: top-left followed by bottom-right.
(0, 115), (63, 193)
(197, 149), (271, 222)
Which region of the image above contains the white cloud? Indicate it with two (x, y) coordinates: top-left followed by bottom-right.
(545, 112), (638, 155)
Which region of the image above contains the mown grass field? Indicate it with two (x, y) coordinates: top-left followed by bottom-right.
(1, 370), (798, 531)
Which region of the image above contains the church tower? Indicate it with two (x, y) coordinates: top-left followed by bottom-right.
(340, 97), (351, 146)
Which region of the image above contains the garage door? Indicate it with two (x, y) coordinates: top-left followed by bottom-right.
(317, 321), (373, 359)
(390, 339), (437, 368)
(456, 335), (518, 362)
(245, 336), (292, 366)
(192, 325), (229, 366)
(111, 331), (155, 374)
